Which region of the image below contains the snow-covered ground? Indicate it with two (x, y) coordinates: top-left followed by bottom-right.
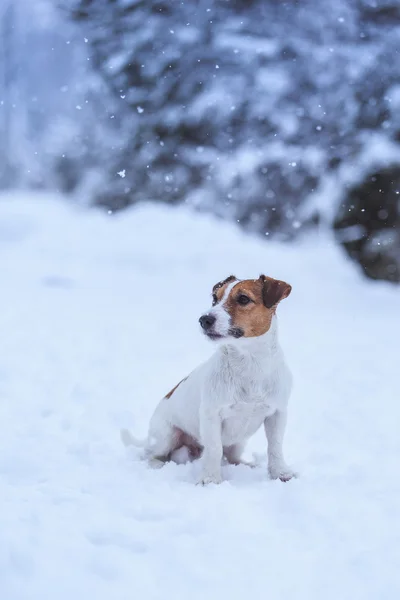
(0, 192), (399, 600)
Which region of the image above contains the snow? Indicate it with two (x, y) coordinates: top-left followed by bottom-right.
(0, 192), (399, 599)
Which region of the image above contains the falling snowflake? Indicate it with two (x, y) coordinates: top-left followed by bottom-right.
(117, 170), (126, 178)
(137, 106), (144, 113)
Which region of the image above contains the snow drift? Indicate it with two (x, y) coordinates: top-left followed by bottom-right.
(0, 192), (399, 599)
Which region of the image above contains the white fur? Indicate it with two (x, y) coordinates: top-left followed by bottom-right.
(123, 314), (295, 485)
(207, 280), (237, 337)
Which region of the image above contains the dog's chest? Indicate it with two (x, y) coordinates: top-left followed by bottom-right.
(219, 378), (276, 444)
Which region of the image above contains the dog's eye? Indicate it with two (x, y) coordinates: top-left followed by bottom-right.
(237, 294), (251, 306)
(212, 294), (218, 306)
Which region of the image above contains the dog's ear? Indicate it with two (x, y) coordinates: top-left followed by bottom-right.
(259, 275), (292, 308)
(212, 275), (236, 292)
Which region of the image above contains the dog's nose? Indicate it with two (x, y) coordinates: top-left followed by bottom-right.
(199, 314), (216, 330)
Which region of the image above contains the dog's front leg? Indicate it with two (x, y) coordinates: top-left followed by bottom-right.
(198, 405), (223, 485)
(264, 410), (297, 482)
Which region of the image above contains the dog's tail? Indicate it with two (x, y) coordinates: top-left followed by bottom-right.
(120, 428), (146, 448)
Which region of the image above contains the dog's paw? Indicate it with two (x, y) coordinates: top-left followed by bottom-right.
(225, 456), (256, 468)
(239, 459), (257, 469)
(196, 473), (223, 486)
(148, 457), (165, 470)
(268, 464), (298, 482)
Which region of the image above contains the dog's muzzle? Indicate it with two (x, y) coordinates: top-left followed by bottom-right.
(199, 313), (224, 340)
(199, 314), (216, 331)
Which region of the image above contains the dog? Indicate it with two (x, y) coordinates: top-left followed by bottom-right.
(121, 274), (296, 485)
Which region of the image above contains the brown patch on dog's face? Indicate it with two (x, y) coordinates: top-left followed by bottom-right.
(212, 275), (236, 292)
(223, 275), (292, 338)
(211, 275), (237, 306)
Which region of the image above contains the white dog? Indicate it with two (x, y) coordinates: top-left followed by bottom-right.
(122, 274), (296, 485)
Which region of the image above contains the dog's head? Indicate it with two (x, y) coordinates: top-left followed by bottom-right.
(199, 275), (291, 341)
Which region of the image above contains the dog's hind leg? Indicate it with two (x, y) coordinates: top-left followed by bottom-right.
(146, 409), (182, 467)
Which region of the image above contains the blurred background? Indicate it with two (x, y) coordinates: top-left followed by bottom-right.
(1, 0), (400, 283)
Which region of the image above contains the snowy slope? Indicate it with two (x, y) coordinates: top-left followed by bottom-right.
(0, 192), (399, 600)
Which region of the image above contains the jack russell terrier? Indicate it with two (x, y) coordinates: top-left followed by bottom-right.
(122, 274), (296, 485)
